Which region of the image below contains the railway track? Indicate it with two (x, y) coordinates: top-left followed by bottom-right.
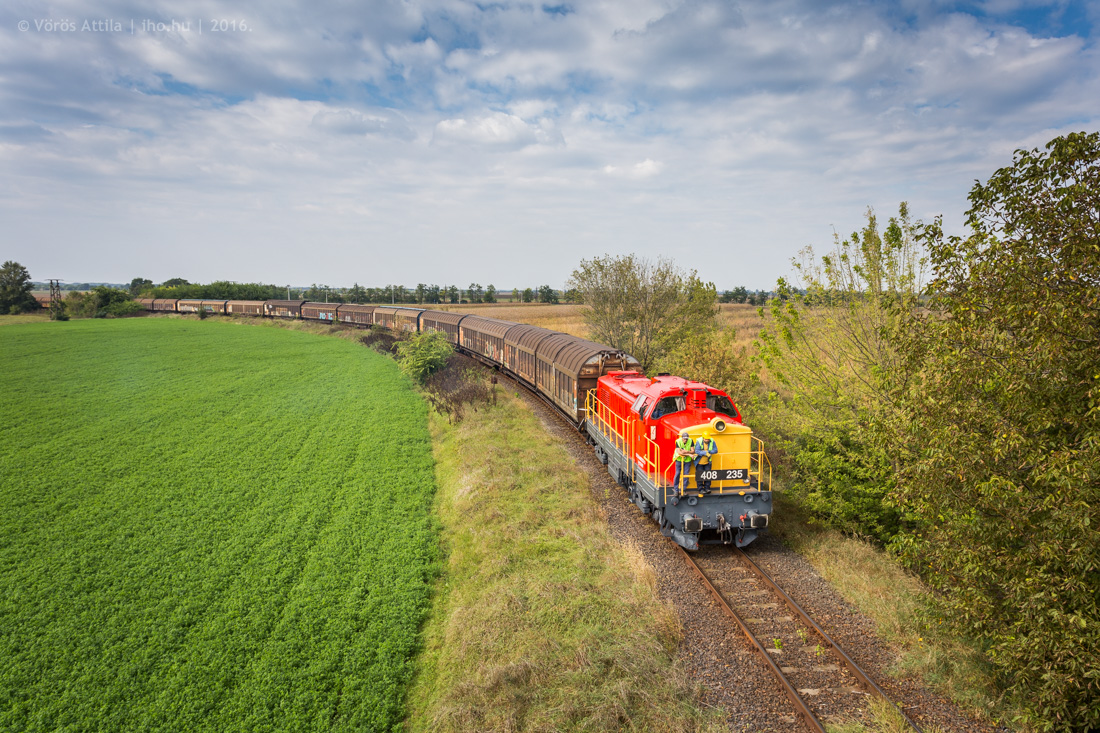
(683, 545), (924, 732)
(495, 365), (927, 731)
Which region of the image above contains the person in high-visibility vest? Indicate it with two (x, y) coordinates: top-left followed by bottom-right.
(673, 430), (695, 492)
(694, 431), (718, 494)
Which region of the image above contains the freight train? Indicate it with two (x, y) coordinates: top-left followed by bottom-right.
(136, 298), (772, 549)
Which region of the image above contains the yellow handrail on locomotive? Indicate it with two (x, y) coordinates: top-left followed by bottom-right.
(586, 390), (771, 497)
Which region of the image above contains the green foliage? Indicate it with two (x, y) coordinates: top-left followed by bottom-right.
(0, 318), (437, 731)
(754, 204), (925, 543)
(62, 286), (142, 318)
(395, 330), (454, 384)
(569, 254), (719, 372)
(129, 277), (153, 295)
(0, 260), (37, 314)
(521, 287), (534, 303)
(720, 286), (748, 304)
(483, 284), (496, 303)
(148, 280), (284, 300)
(655, 324), (749, 400)
(537, 284), (559, 304)
(893, 132), (1100, 731)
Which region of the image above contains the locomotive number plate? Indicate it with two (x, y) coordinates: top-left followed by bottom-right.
(696, 468), (748, 481)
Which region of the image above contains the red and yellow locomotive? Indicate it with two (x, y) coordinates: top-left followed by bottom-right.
(586, 371), (772, 549)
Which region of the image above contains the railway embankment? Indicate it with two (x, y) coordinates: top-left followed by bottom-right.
(404, 391), (722, 732)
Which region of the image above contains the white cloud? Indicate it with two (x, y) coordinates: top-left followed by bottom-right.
(433, 112), (543, 148)
(603, 158), (663, 179)
(0, 0), (1097, 288)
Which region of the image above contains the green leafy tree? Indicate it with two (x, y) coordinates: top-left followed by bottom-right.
(569, 255), (717, 372)
(467, 283), (484, 304)
(484, 284), (496, 303)
(522, 288), (534, 303)
(161, 277), (189, 288)
(893, 132), (1100, 730)
(347, 283), (367, 304)
(447, 285), (460, 304)
(755, 204), (925, 541)
(0, 261), (38, 314)
(129, 278), (153, 296)
(536, 285), (559, 304)
(394, 331), (454, 384)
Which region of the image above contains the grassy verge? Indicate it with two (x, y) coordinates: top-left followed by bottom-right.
(770, 495), (1014, 730)
(406, 391), (720, 732)
(0, 312), (50, 326)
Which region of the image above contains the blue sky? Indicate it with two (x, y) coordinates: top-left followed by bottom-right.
(2, 0), (1097, 290)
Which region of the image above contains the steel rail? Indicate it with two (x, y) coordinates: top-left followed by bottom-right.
(734, 549), (924, 733)
(676, 546), (827, 733)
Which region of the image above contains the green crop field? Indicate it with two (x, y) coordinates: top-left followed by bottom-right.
(0, 318), (437, 731)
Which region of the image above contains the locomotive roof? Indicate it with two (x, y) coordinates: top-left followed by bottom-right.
(603, 371), (726, 399)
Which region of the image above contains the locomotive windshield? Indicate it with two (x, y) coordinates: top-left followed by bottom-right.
(707, 393), (739, 419)
(649, 395), (686, 419)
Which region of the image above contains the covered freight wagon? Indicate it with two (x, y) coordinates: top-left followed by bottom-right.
(338, 304), (375, 326)
(265, 300), (306, 318)
(419, 311), (465, 344)
(301, 302), (340, 322)
(459, 316), (518, 365)
(226, 300), (265, 316)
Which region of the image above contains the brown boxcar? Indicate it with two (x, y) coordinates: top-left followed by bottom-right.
(136, 298), (155, 311)
(177, 299), (203, 313)
(393, 308), (424, 333)
(152, 299), (178, 312)
(265, 300), (306, 318)
(226, 300), (265, 316)
(502, 324), (558, 385)
(338, 304), (375, 326)
(200, 300), (227, 314)
(371, 306), (398, 329)
(419, 311), (466, 344)
(536, 334), (642, 423)
(301, 302), (341, 322)
(459, 316), (518, 365)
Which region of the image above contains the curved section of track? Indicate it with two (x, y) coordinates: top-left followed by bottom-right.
(681, 546), (923, 732)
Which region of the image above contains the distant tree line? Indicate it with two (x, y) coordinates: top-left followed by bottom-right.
(718, 286), (771, 305)
(131, 279), (574, 305)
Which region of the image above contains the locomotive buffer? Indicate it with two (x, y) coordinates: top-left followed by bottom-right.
(585, 371), (772, 551)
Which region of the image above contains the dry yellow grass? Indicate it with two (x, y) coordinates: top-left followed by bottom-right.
(430, 302), (767, 349)
(433, 302), (589, 337)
